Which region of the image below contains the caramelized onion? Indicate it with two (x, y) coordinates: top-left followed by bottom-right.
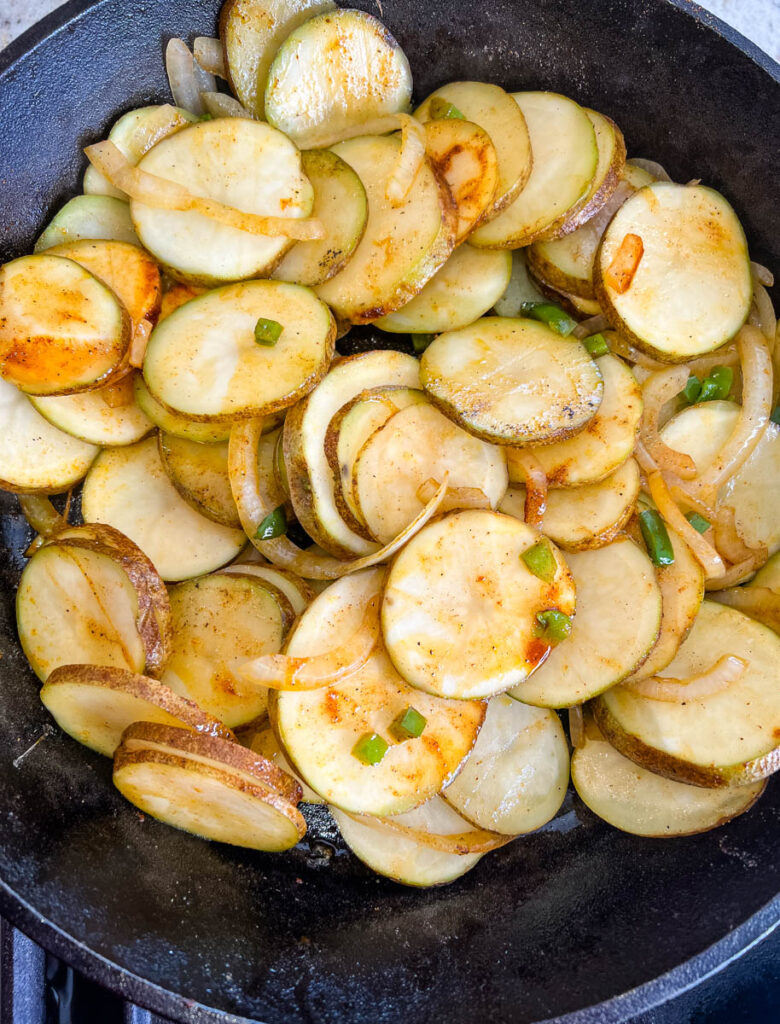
(645, 471), (725, 577)
(507, 452), (547, 528)
(705, 556), (761, 591)
(640, 366), (697, 479)
(128, 320), (153, 369)
(386, 114), (427, 205)
(623, 654), (747, 702)
(568, 706), (585, 749)
(604, 330), (667, 370)
(712, 504), (767, 567)
(709, 586), (780, 632)
(19, 495), (67, 539)
(165, 38), (215, 116)
(572, 314), (610, 340)
(751, 261), (774, 288)
(416, 478), (491, 511)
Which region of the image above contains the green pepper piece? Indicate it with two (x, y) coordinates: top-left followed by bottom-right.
(352, 732), (388, 765)
(389, 707), (427, 742)
(254, 317), (284, 347)
(521, 302), (577, 337)
(639, 508), (675, 566)
(522, 540), (557, 583)
(685, 511), (711, 534)
(698, 365), (733, 402)
(535, 609), (573, 643)
(582, 332), (609, 357)
(429, 97), (465, 120)
(679, 374), (702, 406)
(255, 505), (287, 541)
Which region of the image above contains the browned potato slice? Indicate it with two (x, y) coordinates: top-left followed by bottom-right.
(422, 119), (499, 243)
(159, 433), (240, 528)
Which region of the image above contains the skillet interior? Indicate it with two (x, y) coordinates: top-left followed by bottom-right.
(0, 1), (778, 1021)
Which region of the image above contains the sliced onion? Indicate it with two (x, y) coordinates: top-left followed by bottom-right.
(128, 319), (153, 368)
(238, 596), (380, 690)
(712, 504), (767, 566)
(19, 495), (67, 538)
(416, 478), (491, 512)
(751, 261), (775, 288)
(709, 586), (780, 632)
(572, 314), (610, 340)
(686, 344), (739, 376)
(193, 37), (226, 78)
(705, 555), (761, 591)
(623, 654), (747, 702)
(84, 141), (324, 241)
(100, 375), (136, 409)
(165, 38), (215, 116)
(507, 452), (547, 528)
(640, 366), (697, 479)
(604, 330), (668, 370)
(228, 419), (449, 580)
(628, 158), (672, 182)
(386, 114), (427, 206)
(749, 279), (777, 346)
(646, 470), (725, 577)
(568, 706), (585, 749)
(346, 811), (513, 855)
(200, 91), (253, 120)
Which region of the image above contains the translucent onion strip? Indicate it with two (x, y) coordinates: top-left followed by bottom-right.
(640, 366), (697, 479)
(193, 37), (226, 78)
(345, 811), (513, 855)
(19, 495), (68, 538)
(200, 92), (253, 120)
(416, 478), (491, 512)
(568, 706), (585, 748)
(628, 158), (672, 182)
(646, 470), (725, 578)
(709, 586), (780, 632)
(623, 654), (747, 702)
(165, 38), (215, 116)
(386, 115), (427, 205)
(751, 261), (774, 288)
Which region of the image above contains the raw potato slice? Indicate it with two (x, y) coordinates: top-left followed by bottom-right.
(131, 120), (315, 285)
(283, 351), (421, 557)
(272, 149), (367, 287)
(594, 602), (780, 786)
(422, 119), (499, 243)
(374, 246), (512, 334)
(161, 573), (294, 729)
(0, 255), (130, 396)
(595, 183), (752, 360)
(326, 385), (426, 534)
(499, 458), (640, 551)
(331, 798), (485, 887)
(443, 695), (569, 835)
(354, 402), (508, 544)
(572, 719), (765, 837)
(415, 81), (532, 217)
(623, 528), (705, 682)
(31, 380), (154, 447)
(159, 434), (240, 528)
(248, 723), (324, 803)
(133, 377), (231, 443)
(419, 317), (603, 446)
(271, 569), (485, 815)
(316, 135), (456, 324)
(34, 195), (140, 251)
(220, 563), (314, 616)
(494, 250), (545, 317)
(264, 9), (412, 149)
(506, 355), (642, 487)
(470, 93), (598, 248)
(508, 539), (661, 707)
(0, 376), (97, 492)
(81, 436), (246, 581)
(221, 0), (336, 116)
(41, 665), (231, 757)
(660, 402), (780, 556)
(382, 510), (576, 699)
(143, 280), (335, 421)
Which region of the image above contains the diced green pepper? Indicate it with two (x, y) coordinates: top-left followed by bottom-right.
(255, 505), (287, 541)
(352, 732), (388, 765)
(254, 317), (284, 347)
(411, 333), (435, 354)
(582, 332), (609, 357)
(521, 302), (577, 337)
(389, 707), (427, 741)
(429, 97), (465, 120)
(639, 508), (675, 566)
(697, 365), (733, 402)
(535, 609), (573, 643)
(680, 374), (702, 406)
(685, 511), (711, 534)
(522, 540), (557, 583)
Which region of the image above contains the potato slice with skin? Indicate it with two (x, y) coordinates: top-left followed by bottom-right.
(383, 510), (576, 699)
(500, 458), (641, 551)
(272, 149), (367, 287)
(316, 135), (456, 325)
(420, 317), (604, 447)
(219, 563), (314, 616)
(332, 797), (486, 886)
(34, 195), (140, 251)
(131, 120), (315, 285)
(506, 354), (642, 487)
(283, 351), (421, 558)
(248, 723), (324, 804)
(264, 9), (412, 149)
(143, 280), (335, 422)
(443, 695), (569, 835)
(82, 436), (246, 581)
(422, 119), (499, 243)
(595, 183), (752, 361)
(509, 538), (661, 708)
(161, 573), (294, 729)
(470, 93), (598, 249)
(159, 433), (239, 529)
(594, 602), (780, 787)
(415, 82), (532, 218)
(271, 569), (485, 815)
(354, 402), (508, 544)
(0, 376), (98, 492)
(572, 717), (765, 837)
(133, 377), (231, 444)
(374, 246), (512, 334)
(41, 665), (232, 757)
(0, 254), (130, 397)
(31, 378), (154, 447)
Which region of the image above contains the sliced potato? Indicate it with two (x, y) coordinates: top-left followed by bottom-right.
(509, 538), (661, 708)
(34, 195), (140, 251)
(595, 183), (752, 360)
(506, 354), (642, 487)
(143, 280), (335, 421)
(283, 350), (421, 557)
(219, 562), (314, 616)
(131, 119), (314, 285)
(0, 254), (130, 396)
(41, 664), (231, 757)
(220, 0), (336, 116)
(470, 93), (598, 248)
(331, 797), (485, 887)
(272, 149), (367, 287)
(661, 402), (780, 557)
(316, 135), (456, 324)
(272, 569), (485, 815)
(383, 510), (576, 699)
(248, 723), (324, 803)
(31, 379), (154, 447)
(0, 376), (98, 492)
(420, 317), (603, 446)
(572, 718), (765, 836)
(81, 436), (246, 581)
(415, 81), (532, 217)
(264, 8), (412, 148)
(354, 401), (508, 544)
(500, 458), (640, 551)
(443, 695), (569, 834)
(159, 434), (239, 528)
(158, 282), (206, 323)
(594, 602), (780, 786)
(374, 246), (512, 334)
(422, 119), (499, 243)
(751, 551), (780, 592)
(133, 376), (231, 444)
(493, 250), (545, 317)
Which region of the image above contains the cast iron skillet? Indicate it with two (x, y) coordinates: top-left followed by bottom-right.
(0, 2), (778, 1021)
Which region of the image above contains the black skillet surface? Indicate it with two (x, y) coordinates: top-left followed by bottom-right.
(0, 2), (779, 1021)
